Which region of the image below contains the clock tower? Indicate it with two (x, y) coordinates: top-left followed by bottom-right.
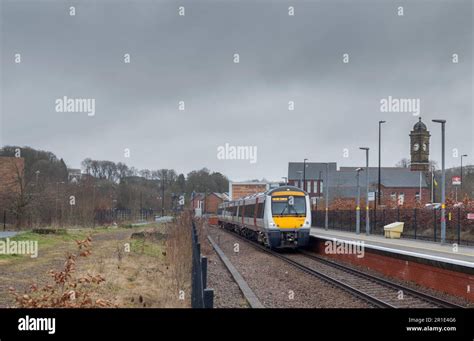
(410, 117), (430, 171)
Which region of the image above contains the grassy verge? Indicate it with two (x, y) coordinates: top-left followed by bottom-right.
(0, 229), (89, 261)
(2, 217), (191, 308)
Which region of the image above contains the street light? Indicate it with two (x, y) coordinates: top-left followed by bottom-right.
(160, 177), (165, 217)
(378, 121), (386, 205)
(303, 159), (308, 192)
(313, 163), (330, 229)
(322, 163), (330, 230)
(461, 154), (468, 192)
(282, 177), (288, 185)
(356, 167), (363, 234)
(360, 147), (370, 235)
(432, 119), (446, 243)
(296, 171), (303, 189)
(35, 170), (40, 185)
(55, 181), (65, 224)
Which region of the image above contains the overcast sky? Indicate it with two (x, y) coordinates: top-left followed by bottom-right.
(1, 0), (472, 181)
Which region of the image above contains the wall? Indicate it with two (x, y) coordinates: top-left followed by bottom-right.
(230, 183), (267, 200)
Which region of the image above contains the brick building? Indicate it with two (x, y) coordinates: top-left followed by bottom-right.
(288, 162), (430, 206)
(191, 192), (229, 215)
(229, 181), (269, 201)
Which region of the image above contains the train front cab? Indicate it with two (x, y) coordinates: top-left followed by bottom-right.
(266, 187), (311, 249)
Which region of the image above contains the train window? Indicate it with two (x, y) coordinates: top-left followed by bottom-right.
(272, 196), (306, 216)
(245, 204), (255, 217)
(257, 203), (264, 218)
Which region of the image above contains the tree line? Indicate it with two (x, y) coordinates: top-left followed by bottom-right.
(0, 146), (229, 228)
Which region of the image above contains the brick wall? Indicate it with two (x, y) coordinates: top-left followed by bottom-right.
(231, 184), (267, 200)
(311, 238), (474, 302)
(380, 187), (431, 205)
(203, 194), (223, 214)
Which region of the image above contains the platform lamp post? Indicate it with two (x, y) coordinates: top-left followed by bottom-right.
(461, 154), (468, 192)
(378, 121), (386, 205)
(161, 177), (165, 217)
(432, 119), (446, 244)
(360, 147), (370, 235)
(296, 171), (303, 189)
(356, 168), (363, 234)
(325, 163), (329, 230)
(303, 158), (308, 192)
(282, 177), (288, 186)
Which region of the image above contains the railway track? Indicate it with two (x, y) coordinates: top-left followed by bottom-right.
(218, 227), (465, 308)
(295, 251), (465, 309)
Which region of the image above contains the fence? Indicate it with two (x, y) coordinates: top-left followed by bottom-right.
(94, 208), (154, 225)
(191, 221), (214, 308)
(0, 207), (155, 230)
(312, 207), (474, 246)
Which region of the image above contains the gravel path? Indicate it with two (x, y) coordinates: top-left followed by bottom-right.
(204, 225), (371, 308)
(203, 242), (250, 308)
(200, 225), (249, 308)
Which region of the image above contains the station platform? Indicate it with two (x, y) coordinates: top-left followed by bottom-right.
(310, 227), (474, 269)
(309, 227), (474, 301)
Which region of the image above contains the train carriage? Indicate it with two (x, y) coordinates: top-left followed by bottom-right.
(217, 186), (311, 248)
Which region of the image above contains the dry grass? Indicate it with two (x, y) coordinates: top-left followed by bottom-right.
(163, 212), (192, 304)
(5, 217), (194, 308)
(9, 235), (114, 308)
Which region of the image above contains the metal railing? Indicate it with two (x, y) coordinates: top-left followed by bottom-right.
(312, 207), (474, 246)
(191, 221), (214, 308)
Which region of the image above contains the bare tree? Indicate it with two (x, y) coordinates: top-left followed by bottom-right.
(395, 158), (410, 168)
(3, 158), (31, 229)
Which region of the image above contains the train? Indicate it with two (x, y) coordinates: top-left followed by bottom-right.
(217, 186), (311, 248)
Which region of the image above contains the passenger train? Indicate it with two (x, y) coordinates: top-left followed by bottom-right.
(217, 186), (311, 249)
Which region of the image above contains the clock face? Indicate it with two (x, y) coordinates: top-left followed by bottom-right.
(422, 143), (427, 151)
(413, 143), (420, 152)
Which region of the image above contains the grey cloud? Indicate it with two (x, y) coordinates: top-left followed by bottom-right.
(1, 0), (472, 181)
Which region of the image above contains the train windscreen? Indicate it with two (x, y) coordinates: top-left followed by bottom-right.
(271, 196), (306, 216)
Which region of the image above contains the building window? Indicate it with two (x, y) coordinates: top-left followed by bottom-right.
(415, 192), (420, 201)
(320, 180), (324, 194)
(390, 193), (397, 201)
(307, 181), (311, 192)
(398, 193), (405, 206)
(313, 181), (318, 194)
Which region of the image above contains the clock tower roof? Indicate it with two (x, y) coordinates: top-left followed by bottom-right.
(413, 117), (427, 132)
